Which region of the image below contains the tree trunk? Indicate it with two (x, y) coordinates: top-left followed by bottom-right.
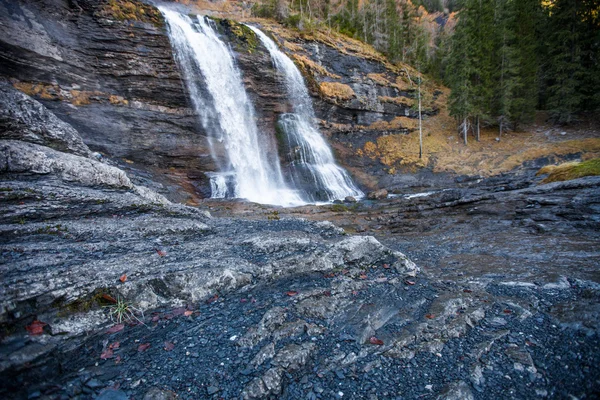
(499, 117), (503, 139)
(476, 115), (480, 142)
(463, 117), (468, 145)
(418, 73), (423, 158)
(276, 0), (289, 21)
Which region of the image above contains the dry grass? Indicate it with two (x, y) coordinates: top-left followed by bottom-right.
(70, 90), (91, 106)
(366, 116), (418, 131)
(13, 81), (128, 107)
(96, 0), (163, 26)
(367, 73), (391, 86)
(255, 18), (427, 86)
(292, 54), (340, 78)
(319, 82), (355, 100)
(176, 0), (234, 13)
(378, 95), (413, 107)
(355, 84), (600, 176)
(109, 95), (129, 106)
(283, 40), (303, 52)
(367, 73), (415, 93)
(537, 158), (600, 183)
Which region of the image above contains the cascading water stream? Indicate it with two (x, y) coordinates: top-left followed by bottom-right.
(247, 25), (364, 202)
(160, 8), (304, 207)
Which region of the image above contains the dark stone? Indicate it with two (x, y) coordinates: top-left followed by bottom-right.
(207, 386), (219, 395)
(96, 389), (129, 400)
(143, 387), (177, 400)
(367, 189), (388, 200)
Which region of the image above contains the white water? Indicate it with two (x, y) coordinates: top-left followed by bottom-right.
(160, 8), (304, 207)
(248, 25), (364, 202)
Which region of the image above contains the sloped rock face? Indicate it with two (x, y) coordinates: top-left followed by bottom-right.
(224, 21), (440, 190)
(0, 0), (426, 199)
(0, 85), (419, 390)
(2, 77), (599, 400)
(0, 0), (214, 203)
(0, 81), (90, 156)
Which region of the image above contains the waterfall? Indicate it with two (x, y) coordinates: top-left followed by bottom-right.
(160, 8), (304, 207)
(247, 25), (364, 202)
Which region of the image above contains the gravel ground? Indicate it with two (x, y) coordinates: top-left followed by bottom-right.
(3, 263), (599, 399)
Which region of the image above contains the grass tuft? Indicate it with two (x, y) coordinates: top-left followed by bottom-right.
(537, 158), (600, 183)
(106, 296), (144, 325)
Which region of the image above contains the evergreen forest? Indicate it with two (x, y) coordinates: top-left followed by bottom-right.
(252, 0), (600, 140)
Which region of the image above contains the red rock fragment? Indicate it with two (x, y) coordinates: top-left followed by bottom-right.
(164, 341), (175, 351)
(102, 294), (117, 304)
(138, 343), (151, 352)
(369, 336), (384, 345)
(26, 320), (47, 336)
(100, 348), (114, 360)
(106, 324), (124, 334)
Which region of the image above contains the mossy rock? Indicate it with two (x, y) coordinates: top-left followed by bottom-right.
(96, 0), (164, 27)
(537, 158), (600, 183)
(210, 17), (259, 53)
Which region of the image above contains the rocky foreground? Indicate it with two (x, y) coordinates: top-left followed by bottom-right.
(1, 82), (600, 399)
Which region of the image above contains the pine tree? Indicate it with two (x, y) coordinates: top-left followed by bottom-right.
(578, 0), (600, 113)
(507, 0), (540, 130)
(545, 0), (585, 124)
(493, 0), (517, 136)
(446, 0), (493, 144)
(472, 0), (495, 141)
(446, 0), (477, 144)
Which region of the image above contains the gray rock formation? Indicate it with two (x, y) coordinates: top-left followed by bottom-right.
(0, 81), (90, 156)
(0, 84), (415, 339)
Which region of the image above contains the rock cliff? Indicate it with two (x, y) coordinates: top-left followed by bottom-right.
(1, 0), (434, 201)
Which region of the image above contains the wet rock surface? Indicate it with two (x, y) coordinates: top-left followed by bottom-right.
(0, 0), (212, 203)
(1, 2), (599, 399)
(3, 156), (600, 400)
(3, 254), (599, 399)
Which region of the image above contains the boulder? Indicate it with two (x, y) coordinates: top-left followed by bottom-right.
(367, 189), (388, 200)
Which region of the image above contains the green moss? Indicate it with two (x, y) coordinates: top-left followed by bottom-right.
(537, 158), (600, 183)
(212, 17), (259, 53)
(96, 0), (163, 27)
(331, 204), (349, 212)
(60, 289), (116, 316)
(35, 224), (68, 235)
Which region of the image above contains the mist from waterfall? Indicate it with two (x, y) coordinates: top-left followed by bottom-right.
(247, 25), (364, 202)
(160, 8), (304, 207)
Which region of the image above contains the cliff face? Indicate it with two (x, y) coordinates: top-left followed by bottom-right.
(244, 21), (442, 190)
(216, 19), (440, 191)
(0, 0), (432, 200)
(0, 0), (216, 202)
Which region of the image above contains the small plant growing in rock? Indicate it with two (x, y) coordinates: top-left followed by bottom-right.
(106, 297), (144, 325)
(267, 210), (280, 220)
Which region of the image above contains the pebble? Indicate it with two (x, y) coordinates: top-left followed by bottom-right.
(86, 378), (103, 389)
(489, 317), (508, 327)
(207, 386), (219, 395)
(96, 389), (129, 400)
